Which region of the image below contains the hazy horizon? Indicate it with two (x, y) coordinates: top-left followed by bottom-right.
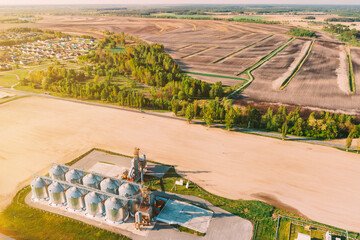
(1, 0), (360, 6)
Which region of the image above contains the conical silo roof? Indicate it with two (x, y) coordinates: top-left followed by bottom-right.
(48, 182), (64, 193)
(65, 169), (82, 181)
(65, 187), (82, 199)
(118, 183), (139, 197)
(83, 174), (100, 185)
(31, 177), (47, 188)
(105, 197), (122, 210)
(100, 178), (117, 191)
(49, 165), (66, 176)
(85, 192), (101, 204)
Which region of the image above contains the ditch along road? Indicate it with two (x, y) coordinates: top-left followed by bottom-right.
(0, 86), (354, 152)
(2, 86), (360, 232)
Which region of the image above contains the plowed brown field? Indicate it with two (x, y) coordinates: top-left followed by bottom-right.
(27, 15), (360, 114)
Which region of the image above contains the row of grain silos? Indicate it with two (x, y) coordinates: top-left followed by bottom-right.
(31, 177), (131, 223)
(30, 164), (144, 223)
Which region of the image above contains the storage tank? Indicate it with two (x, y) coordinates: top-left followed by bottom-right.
(65, 169), (83, 184)
(48, 182), (66, 206)
(118, 183), (140, 215)
(100, 178), (118, 194)
(104, 197), (129, 223)
(84, 192), (104, 217)
(66, 187), (84, 212)
(31, 177), (48, 201)
(49, 165), (67, 181)
(83, 174), (101, 189)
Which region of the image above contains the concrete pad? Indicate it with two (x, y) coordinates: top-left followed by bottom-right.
(0, 91), (15, 99)
(156, 199), (213, 234)
(75, 150), (170, 179)
(89, 162), (127, 178)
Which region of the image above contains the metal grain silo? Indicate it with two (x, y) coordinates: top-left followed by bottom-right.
(31, 177), (48, 201)
(48, 182), (66, 206)
(49, 165), (67, 181)
(100, 178), (118, 194)
(83, 173), (101, 189)
(118, 183), (139, 215)
(84, 192), (104, 217)
(104, 197), (129, 223)
(65, 169), (83, 184)
(65, 187), (84, 211)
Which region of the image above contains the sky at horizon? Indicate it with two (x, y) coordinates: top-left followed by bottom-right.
(0, 0), (360, 6)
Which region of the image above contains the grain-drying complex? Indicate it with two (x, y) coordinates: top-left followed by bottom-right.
(29, 148), (214, 236)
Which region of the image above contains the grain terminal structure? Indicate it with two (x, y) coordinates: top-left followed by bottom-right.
(30, 148), (214, 235)
(31, 148), (153, 227)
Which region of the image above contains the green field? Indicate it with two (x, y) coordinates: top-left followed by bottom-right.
(109, 46), (126, 53)
(185, 71), (246, 81)
(0, 74), (18, 87)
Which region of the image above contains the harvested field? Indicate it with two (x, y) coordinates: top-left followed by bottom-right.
(351, 48), (360, 94)
(245, 39), (310, 93)
(27, 16), (291, 84)
(2, 96), (360, 232)
(243, 41), (360, 114)
(222, 35), (291, 75)
(24, 15), (359, 113)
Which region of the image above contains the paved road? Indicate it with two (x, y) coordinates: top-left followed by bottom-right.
(0, 86), (353, 151)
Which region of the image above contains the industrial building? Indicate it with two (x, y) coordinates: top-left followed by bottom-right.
(30, 148), (214, 234)
(31, 148), (155, 229)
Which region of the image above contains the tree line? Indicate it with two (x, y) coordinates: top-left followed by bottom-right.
(323, 24), (360, 46)
(178, 99), (360, 141)
(287, 29), (316, 38)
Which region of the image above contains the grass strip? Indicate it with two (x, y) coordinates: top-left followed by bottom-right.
(185, 71), (247, 81)
(280, 40), (315, 90)
(227, 37), (295, 98)
(213, 34), (273, 63)
(347, 46), (356, 93)
(181, 45), (215, 59)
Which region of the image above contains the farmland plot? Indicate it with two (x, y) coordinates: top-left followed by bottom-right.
(243, 41), (360, 114)
(244, 39), (310, 94)
(220, 35), (291, 75)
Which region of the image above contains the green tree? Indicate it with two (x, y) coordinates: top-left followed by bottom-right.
(346, 130), (355, 152)
(225, 108), (236, 130)
(193, 100), (198, 118)
(185, 103), (194, 123)
(203, 107), (214, 127)
(171, 99), (180, 116)
(281, 121), (288, 140)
